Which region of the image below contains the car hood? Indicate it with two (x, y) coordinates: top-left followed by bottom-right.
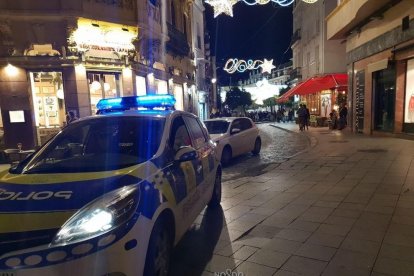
(0, 162), (153, 256)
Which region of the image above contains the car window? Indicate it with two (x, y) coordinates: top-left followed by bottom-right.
(230, 119), (242, 132)
(21, 117), (165, 173)
(170, 116), (192, 152)
(204, 120), (230, 134)
(183, 116), (207, 149)
(240, 118), (253, 131)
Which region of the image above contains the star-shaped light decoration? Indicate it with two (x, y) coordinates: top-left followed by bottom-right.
(205, 0), (238, 17)
(260, 59), (275, 74)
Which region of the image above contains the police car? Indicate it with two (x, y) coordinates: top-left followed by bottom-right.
(0, 95), (222, 276)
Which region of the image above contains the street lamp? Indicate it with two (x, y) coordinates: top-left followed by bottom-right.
(211, 78), (217, 84)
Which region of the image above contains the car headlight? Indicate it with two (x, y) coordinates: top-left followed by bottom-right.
(51, 184), (139, 247)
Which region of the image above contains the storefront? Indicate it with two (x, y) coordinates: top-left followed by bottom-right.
(350, 39), (414, 136)
(278, 74), (348, 121)
(29, 71), (67, 144)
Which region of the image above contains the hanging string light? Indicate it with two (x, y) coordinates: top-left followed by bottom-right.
(206, 0), (318, 18)
(224, 59), (263, 73)
(223, 58), (276, 74)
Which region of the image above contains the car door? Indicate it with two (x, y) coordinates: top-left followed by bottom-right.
(229, 119), (246, 156)
(240, 118), (257, 152)
(183, 115), (215, 206)
(166, 115), (196, 208)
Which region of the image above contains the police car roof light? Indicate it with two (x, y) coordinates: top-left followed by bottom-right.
(96, 94), (176, 112)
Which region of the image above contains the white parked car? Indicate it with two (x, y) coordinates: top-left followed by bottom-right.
(204, 117), (261, 165)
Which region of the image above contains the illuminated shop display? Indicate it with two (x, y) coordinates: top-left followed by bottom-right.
(174, 84), (184, 111)
(405, 59), (414, 124)
(136, 76), (147, 96)
(224, 58), (275, 74)
(88, 73), (122, 115)
(29, 72), (66, 144)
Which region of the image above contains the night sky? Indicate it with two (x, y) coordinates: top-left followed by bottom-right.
(205, 3), (293, 85)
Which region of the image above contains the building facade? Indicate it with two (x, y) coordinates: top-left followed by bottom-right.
(291, 0), (347, 116)
(327, 0), (414, 136)
(0, 0), (198, 149)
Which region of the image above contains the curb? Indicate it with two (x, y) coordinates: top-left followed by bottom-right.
(269, 123), (318, 149)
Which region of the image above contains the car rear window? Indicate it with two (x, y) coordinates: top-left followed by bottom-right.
(20, 117), (165, 174)
(204, 120), (230, 134)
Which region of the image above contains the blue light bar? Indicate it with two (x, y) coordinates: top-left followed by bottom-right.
(96, 94), (176, 112)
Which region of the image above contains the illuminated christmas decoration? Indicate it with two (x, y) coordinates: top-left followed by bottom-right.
(206, 0), (318, 17)
(260, 59), (276, 74)
(224, 58), (276, 74)
(224, 58), (263, 74)
(205, 0), (238, 17)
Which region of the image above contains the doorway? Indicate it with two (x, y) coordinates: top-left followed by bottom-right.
(373, 65), (396, 132)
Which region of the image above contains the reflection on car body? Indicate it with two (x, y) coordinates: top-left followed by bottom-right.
(0, 95), (222, 276)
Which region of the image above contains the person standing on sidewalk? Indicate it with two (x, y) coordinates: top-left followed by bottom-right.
(338, 103), (348, 130)
(297, 104), (306, 131)
(304, 104), (310, 130)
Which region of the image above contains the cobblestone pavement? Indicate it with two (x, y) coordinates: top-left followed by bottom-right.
(222, 123), (310, 181)
(170, 123), (414, 276)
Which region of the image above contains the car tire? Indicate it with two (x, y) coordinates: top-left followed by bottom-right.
(144, 218), (172, 276)
(221, 146), (232, 166)
(252, 137), (261, 155)
(208, 168), (222, 208)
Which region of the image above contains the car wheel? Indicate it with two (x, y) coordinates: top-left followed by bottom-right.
(221, 146), (232, 166)
(144, 219), (172, 276)
(252, 137), (261, 155)
(208, 168), (222, 208)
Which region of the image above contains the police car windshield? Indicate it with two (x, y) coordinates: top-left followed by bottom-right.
(22, 117), (165, 174)
(204, 120), (230, 134)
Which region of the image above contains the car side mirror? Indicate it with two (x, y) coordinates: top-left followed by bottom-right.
(230, 128), (241, 135)
(174, 146), (198, 162)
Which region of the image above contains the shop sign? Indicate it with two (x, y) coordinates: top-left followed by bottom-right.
(405, 59), (414, 124)
(9, 111), (25, 123)
(355, 70), (365, 133)
(70, 18), (137, 56)
(84, 0), (134, 9)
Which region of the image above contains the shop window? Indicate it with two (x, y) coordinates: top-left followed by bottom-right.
(136, 76), (147, 96)
(373, 65), (396, 132)
(29, 72), (66, 145)
(174, 84), (184, 111)
(88, 72), (122, 115)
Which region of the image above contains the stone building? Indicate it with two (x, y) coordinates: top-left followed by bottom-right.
(0, 0), (198, 149)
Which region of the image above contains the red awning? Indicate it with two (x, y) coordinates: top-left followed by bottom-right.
(277, 73), (348, 103)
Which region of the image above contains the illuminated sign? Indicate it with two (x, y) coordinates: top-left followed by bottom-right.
(69, 18), (138, 55)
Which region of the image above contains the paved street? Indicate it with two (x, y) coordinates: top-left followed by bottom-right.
(222, 123), (310, 181)
(170, 122), (414, 276)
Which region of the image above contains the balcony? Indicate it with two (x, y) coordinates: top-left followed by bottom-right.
(291, 29), (301, 45)
(326, 0), (393, 39)
(166, 23), (190, 57)
(290, 67), (302, 80)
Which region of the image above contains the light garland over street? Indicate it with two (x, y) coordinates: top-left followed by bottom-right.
(206, 0), (318, 18)
(223, 58), (275, 74)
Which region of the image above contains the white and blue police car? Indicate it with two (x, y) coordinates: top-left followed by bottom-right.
(0, 95), (222, 276)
